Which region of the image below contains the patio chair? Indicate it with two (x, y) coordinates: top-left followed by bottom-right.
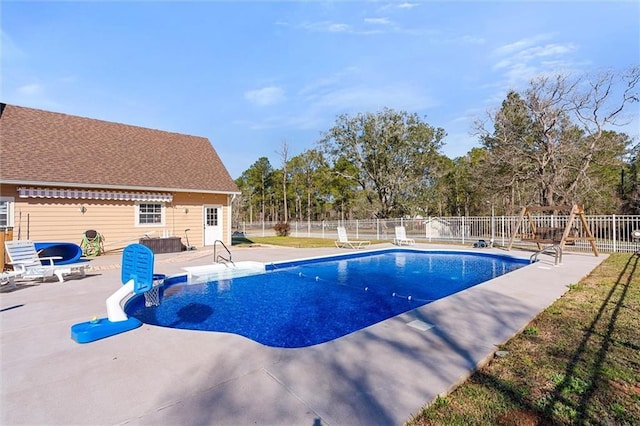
(4, 240), (90, 283)
(1, 270), (20, 289)
(393, 226), (415, 246)
(335, 226), (370, 249)
(81, 230), (104, 257)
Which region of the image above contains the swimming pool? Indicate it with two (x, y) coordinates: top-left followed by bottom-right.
(126, 249), (529, 348)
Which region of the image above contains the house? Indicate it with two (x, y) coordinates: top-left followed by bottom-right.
(0, 103), (240, 253)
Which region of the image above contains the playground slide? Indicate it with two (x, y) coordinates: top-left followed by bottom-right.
(35, 242), (83, 265)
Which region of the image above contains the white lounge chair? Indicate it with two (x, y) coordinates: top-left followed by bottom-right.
(1, 270), (20, 289)
(4, 240), (90, 283)
(335, 226), (370, 249)
(393, 226), (415, 246)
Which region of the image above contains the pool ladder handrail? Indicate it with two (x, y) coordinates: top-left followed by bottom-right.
(213, 240), (234, 266)
(530, 244), (563, 266)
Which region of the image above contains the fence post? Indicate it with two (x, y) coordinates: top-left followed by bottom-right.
(461, 216), (465, 244)
(356, 220), (359, 239)
(376, 219), (380, 240)
(612, 214), (616, 253)
(322, 220), (325, 239)
(501, 216), (505, 246)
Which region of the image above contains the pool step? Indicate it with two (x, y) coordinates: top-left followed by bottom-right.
(182, 261), (265, 283)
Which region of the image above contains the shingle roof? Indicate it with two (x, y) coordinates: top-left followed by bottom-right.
(0, 103), (239, 193)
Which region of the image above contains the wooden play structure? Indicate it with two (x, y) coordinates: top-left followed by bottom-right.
(508, 204), (598, 257)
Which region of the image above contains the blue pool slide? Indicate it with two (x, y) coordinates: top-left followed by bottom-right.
(71, 243), (160, 344)
(35, 242), (83, 265)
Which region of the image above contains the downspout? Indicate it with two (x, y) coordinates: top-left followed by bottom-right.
(228, 194), (237, 244)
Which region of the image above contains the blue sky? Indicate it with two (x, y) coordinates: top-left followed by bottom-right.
(3, 1), (639, 179)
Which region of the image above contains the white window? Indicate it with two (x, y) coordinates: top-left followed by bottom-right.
(0, 197), (14, 228)
(136, 202), (164, 226)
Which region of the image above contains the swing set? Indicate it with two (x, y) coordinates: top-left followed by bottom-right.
(507, 204), (598, 257)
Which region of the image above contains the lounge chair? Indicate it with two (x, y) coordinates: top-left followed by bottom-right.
(393, 226), (415, 246)
(1, 270), (20, 289)
(335, 226), (370, 249)
(4, 240), (90, 283)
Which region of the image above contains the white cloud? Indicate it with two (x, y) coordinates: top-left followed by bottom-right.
(288, 84), (437, 131)
(299, 20), (353, 33)
(294, 63), (441, 130)
(494, 36), (577, 69)
(244, 86), (285, 106)
(493, 59), (511, 70)
(6, 81), (65, 112)
(305, 83), (437, 115)
(237, 70), (439, 133)
(297, 20), (396, 36)
(298, 66), (361, 97)
(492, 35), (579, 88)
(495, 40), (531, 57)
(364, 17), (391, 25)
(327, 23), (351, 33)
(515, 43), (577, 64)
(397, 2), (419, 9)
(493, 35), (551, 56)
(17, 83), (43, 96)
(376, 1), (421, 11)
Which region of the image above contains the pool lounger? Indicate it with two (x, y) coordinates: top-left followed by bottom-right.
(51, 263), (90, 282)
(1, 271), (21, 288)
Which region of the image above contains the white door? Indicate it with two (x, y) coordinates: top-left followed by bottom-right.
(203, 205), (223, 246)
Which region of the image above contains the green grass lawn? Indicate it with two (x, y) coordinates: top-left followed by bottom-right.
(232, 235), (390, 248)
(408, 253), (640, 425)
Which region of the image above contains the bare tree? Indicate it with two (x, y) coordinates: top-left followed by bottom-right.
(566, 67), (640, 197)
(277, 140), (290, 222)
(477, 67), (638, 209)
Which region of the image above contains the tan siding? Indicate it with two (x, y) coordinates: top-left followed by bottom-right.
(0, 185), (234, 252)
(172, 193), (230, 246)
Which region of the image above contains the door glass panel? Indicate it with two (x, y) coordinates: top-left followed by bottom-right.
(206, 208), (218, 226)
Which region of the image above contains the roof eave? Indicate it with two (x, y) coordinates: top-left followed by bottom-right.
(0, 179), (240, 196)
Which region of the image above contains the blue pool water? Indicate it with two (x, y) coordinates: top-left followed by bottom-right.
(126, 249), (529, 348)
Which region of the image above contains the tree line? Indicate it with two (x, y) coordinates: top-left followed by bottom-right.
(233, 67), (639, 224)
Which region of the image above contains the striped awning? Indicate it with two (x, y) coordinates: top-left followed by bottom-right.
(18, 187), (173, 202)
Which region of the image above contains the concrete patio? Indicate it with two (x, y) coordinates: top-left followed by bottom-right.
(0, 243), (607, 425)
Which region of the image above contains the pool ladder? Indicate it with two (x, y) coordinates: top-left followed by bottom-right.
(213, 240), (234, 266)
(530, 244), (563, 266)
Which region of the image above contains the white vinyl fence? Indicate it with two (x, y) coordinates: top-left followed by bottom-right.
(236, 214), (640, 254)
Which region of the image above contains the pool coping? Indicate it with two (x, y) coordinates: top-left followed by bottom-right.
(0, 243), (607, 425)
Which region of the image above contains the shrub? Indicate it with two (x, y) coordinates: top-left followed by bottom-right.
(274, 221), (291, 236)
